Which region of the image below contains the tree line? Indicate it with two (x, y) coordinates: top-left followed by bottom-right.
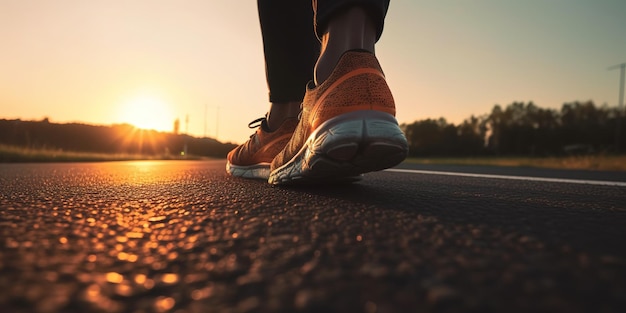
(401, 101), (624, 157)
(2, 100), (623, 160)
(0, 119), (236, 158)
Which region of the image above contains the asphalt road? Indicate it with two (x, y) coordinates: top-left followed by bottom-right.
(1, 160), (625, 313)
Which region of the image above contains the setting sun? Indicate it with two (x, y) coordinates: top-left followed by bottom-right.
(119, 94), (174, 132)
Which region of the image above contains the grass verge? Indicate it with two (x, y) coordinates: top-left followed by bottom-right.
(404, 155), (626, 172)
(0, 144), (204, 163)
(3, 144), (624, 171)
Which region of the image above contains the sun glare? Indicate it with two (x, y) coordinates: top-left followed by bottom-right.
(119, 94), (173, 132)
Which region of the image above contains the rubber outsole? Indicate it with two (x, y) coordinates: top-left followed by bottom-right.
(226, 162), (271, 180)
(268, 110), (408, 185)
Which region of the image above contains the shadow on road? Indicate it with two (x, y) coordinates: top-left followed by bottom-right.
(283, 173), (626, 258)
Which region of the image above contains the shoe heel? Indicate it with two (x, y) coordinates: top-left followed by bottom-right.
(307, 110), (408, 176)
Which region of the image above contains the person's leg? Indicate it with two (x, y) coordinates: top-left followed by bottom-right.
(269, 0), (408, 185)
(313, 0), (389, 85)
(257, 0), (319, 130)
(226, 0), (319, 179)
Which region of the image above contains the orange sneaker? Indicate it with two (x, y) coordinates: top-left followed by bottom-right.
(268, 50), (408, 185)
(226, 116), (298, 179)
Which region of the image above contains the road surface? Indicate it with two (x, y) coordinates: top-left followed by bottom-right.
(1, 160), (625, 313)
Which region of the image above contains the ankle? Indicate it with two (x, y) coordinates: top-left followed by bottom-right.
(266, 101), (301, 131)
(314, 6), (377, 85)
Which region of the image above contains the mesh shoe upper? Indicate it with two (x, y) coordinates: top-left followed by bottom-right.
(270, 51), (400, 176)
(226, 117), (298, 178)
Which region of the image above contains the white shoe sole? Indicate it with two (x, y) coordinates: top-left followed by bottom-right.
(226, 162), (271, 180)
(268, 110), (408, 185)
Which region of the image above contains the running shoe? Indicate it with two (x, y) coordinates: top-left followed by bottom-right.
(226, 116), (298, 179)
(268, 50), (408, 185)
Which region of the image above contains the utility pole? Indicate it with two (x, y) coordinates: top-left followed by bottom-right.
(608, 63), (625, 153)
(183, 114), (189, 157)
(216, 106), (220, 140)
(204, 103), (207, 138)
(185, 114), (189, 135)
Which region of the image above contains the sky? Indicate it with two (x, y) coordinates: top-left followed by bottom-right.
(1, 0), (625, 144)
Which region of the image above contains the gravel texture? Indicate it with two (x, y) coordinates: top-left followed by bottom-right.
(1, 160), (625, 313)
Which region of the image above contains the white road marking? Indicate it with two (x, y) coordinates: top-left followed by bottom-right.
(385, 168), (626, 187)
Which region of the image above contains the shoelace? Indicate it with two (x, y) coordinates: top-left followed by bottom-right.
(246, 116), (267, 139)
(248, 106), (303, 135)
(250, 104), (304, 130)
(248, 117), (266, 129)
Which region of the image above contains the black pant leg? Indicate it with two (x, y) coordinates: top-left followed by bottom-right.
(313, 0), (390, 40)
(257, 0), (319, 103)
